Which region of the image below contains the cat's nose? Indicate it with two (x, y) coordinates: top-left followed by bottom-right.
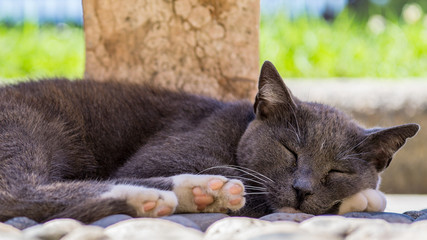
(292, 179), (313, 201)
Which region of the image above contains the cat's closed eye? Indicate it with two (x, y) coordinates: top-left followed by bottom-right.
(328, 169), (354, 175)
(279, 143), (298, 167)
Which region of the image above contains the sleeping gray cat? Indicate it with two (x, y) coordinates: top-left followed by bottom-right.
(0, 61), (419, 223)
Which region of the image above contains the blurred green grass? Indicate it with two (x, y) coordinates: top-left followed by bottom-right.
(0, 23), (84, 84)
(261, 11), (427, 78)
(1, 9), (427, 83)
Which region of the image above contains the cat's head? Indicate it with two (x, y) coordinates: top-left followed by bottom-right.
(237, 61), (419, 215)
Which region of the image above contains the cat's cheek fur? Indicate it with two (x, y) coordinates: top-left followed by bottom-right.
(100, 184), (178, 217)
(338, 189), (386, 214)
(171, 174), (246, 213)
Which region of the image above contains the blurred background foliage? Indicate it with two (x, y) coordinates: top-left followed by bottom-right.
(261, 0), (427, 78)
(0, 0), (427, 82)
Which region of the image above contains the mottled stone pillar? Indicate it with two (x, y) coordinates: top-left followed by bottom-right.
(82, 0), (259, 100)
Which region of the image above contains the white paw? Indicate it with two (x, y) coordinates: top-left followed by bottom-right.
(338, 189), (386, 214)
(101, 184), (178, 217)
(172, 174), (246, 213)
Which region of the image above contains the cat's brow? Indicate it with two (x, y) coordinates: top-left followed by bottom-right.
(337, 136), (369, 159)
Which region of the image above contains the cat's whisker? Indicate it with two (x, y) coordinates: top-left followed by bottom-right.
(223, 175), (267, 187)
(244, 192), (269, 195)
(198, 165), (270, 184)
(341, 157), (365, 162)
(291, 109), (302, 144)
(244, 186), (267, 191)
(250, 202), (269, 211)
(288, 124), (301, 144)
(225, 165), (275, 183)
(338, 136), (370, 159)
(341, 152), (371, 158)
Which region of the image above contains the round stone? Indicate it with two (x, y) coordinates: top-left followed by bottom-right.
(205, 217), (315, 240)
(90, 214), (133, 228)
(205, 217), (272, 240)
(175, 213), (228, 231)
(342, 212), (378, 219)
(248, 232), (334, 240)
(414, 214), (427, 222)
(4, 217), (39, 230)
(61, 225), (108, 240)
(161, 215), (201, 231)
(343, 212), (414, 224)
(259, 213), (314, 223)
(105, 218), (203, 240)
(346, 221), (409, 240)
(22, 218), (83, 240)
(403, 210), (427, 220)
(300, 216), (356, 237)
(0, 222), (23, 240)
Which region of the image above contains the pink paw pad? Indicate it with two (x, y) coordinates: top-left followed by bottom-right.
(143, 201), (157, 212)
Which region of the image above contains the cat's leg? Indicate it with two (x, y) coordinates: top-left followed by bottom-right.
(99, 184), (178, 218)
(114, 174), (246, 214)
(0, 179), (179, 223)
(338, 189), (386, 214)
(172, 174), (246, 213)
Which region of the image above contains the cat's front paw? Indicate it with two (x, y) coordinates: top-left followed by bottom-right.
(338, 189), (386, 214)
(101, 185), (178, 217)
(172, 174), (246, 213)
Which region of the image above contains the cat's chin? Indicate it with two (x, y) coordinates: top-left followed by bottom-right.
(276, 207), (303, 214)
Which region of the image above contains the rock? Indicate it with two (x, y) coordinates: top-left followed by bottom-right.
(175, 213), (228, 231)
(403, 210), (427, 220)
(205, 217), (327, 240)
(61, 225), (109, 240)
(161, 215), (201, 231)
(343, 212), (414, 224)
(414, 214), (427, 222)
(0, 222), (23, 240)
(259, 213), (314, 223)
(205, 217), (272, 240)
(22, 218), (83, 240)
(4, 217), (39, 230)
(345, 222), (409, 240)
(247, 232), (334, 240)
(407, 220), (427, 237)
(342, 212), (379, 218)
(104, 218), (203, 240)
(300, 215), (360, 237)
(90, 214), (133, 228)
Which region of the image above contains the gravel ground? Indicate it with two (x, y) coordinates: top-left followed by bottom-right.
(2, 195), (427, 240)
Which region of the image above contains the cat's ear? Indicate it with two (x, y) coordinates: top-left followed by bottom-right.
(254, 61), (296, 119)
(360, 124), (419, 172)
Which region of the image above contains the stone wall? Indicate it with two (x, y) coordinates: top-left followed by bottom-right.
(288, 80), (427, 194)
(82, 0), (259, 100)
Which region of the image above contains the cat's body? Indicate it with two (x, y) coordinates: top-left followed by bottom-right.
(0, 62), (419, 223)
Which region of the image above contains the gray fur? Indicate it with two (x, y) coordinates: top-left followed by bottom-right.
(0, 61), (419, 222)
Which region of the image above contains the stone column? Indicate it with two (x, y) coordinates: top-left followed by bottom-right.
(82, 0), (259, 100)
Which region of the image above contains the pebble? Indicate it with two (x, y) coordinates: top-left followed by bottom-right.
(174, 213), (228, 231)
(22, 218), (82, 240)
(2, 211), (427, 239)
(343, 211), (414, 223)
(4, 217), (39, 230)
(403, 210), (426, 219)
(0, 222), (22, 240)
(61, 225), (109, 240)
(259, 213), (314, 223)
(90, 214), (132, 228)
(161, 215), (201, 231)
(104, 218), (203, 240)
(414, 214), (427, 222)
